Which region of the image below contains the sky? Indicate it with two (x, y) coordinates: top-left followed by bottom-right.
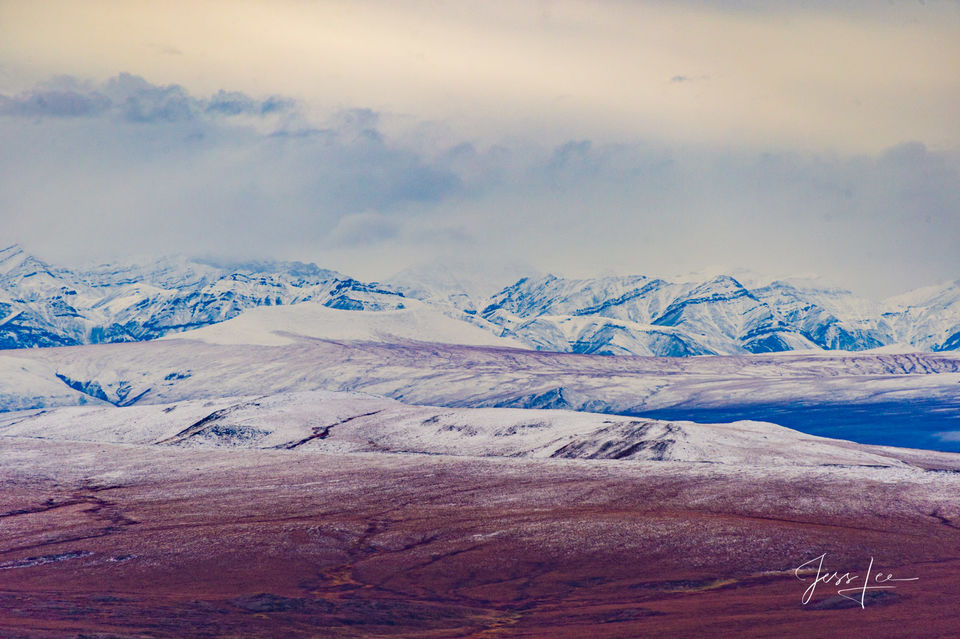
(1, 0), (959, 298)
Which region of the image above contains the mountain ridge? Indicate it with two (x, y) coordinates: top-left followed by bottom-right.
(2, 243), (959, 356)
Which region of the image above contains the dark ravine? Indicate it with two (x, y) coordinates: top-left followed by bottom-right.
(280, 409), (384, 449)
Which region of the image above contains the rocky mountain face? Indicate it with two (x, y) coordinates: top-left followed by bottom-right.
(474, 274), (896, 356)
(0, 244), (405, 349)
(2, 243), (959, 355)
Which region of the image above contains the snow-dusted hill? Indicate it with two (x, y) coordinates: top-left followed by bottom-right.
(1, 389), (940, 468)
(2, 243), (960, 356)
(2, 331), (959, 450)
(161, 298), (525, 348)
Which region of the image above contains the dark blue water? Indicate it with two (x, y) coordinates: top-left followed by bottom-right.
(638, 399), (960, 453)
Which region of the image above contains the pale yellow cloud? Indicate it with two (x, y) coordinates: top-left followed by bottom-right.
(1, 0), (958, 151)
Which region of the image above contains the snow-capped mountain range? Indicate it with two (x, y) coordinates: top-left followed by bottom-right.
(2, 242), (959, 356)
(0, 243), (407, 349)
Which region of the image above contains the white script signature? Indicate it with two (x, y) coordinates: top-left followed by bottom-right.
(794, 553), (918, 608)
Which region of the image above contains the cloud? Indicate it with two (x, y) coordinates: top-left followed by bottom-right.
(0, 75), (464, 267)
(0, 73), (292, 122)
(148, 43), (183, 56)
(6, 1), (957, 152)
(205, 90), (294, 117)
(669, 74), (708, 84)
(1, 74), (959, 298)
(0, 89), (110, 117)
(326, 211), (401, 247)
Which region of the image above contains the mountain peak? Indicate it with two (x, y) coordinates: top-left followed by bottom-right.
(0, 242), (56, 280)
(195, 258), (344, 281)
(681, 274), (751, 300)
(0, 243), (26, 267)
(707, 274), (745, 287)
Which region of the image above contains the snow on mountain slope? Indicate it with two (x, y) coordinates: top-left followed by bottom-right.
(0, 244), (98, 347)
(883, 279), (960, 351)
(483, 274), (675, 321)
(2, 332), (960, 452)
(0, 389), (925, 468)
(650, 275), (815, 354)
(3, 243), (960, 356)
(507, 314), (703, 356)
(752, 280), (889, 351)
(0, 354), (111, 411)
(480, 274), (822, 355)
(0, 295), (80, 349)
(479, 272), (960, 356)
(4, 336), (958, 418)
(162, 298), (528, 348)
(0, 244), (412, 347)
(480, 274), (706, 355)
(88, 260), (408, 341)
(0, 243), (80, 299)
(77, 254), (224, 289)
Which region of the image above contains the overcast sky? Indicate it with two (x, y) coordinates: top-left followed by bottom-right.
(1, 0), (959, 298)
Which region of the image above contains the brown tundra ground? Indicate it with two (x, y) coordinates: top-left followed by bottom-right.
(2, 437), (960, 638)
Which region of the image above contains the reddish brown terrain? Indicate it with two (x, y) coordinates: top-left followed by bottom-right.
(2, 437), (959, 638)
